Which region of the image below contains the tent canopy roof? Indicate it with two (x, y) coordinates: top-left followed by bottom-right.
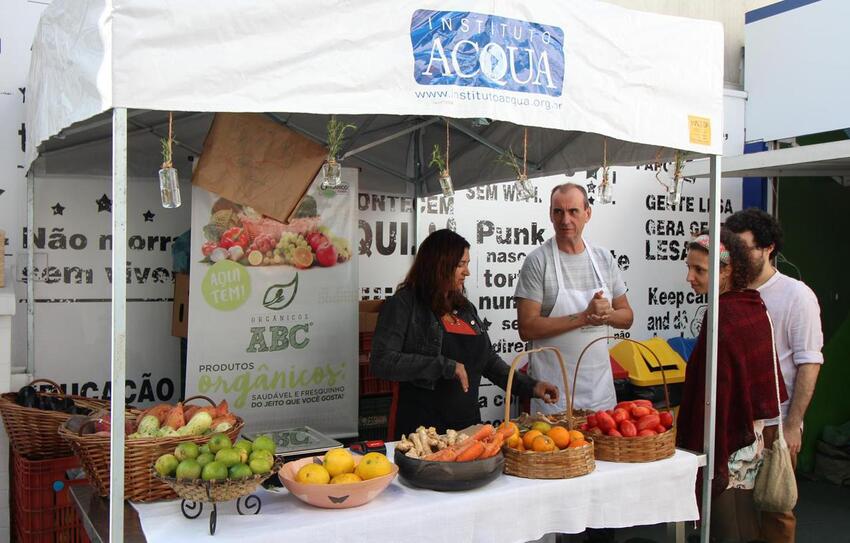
(27, 0), (724, 193)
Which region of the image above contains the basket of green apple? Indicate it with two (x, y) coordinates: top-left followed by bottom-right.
(153, 433), (280, 535)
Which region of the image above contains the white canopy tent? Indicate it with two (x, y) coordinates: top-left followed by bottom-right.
(25, 1), (725, 541)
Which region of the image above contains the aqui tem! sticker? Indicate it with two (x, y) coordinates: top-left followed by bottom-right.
(688, 115), (711, 145)
(202, 260), (251, 310)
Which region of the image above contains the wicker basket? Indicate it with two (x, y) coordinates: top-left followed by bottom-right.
(58, 395), (244, 502)
(0, 379), (110, 459)
(579, 337), (676, 463)
(153, 460), (281, 503)
(502, 347), (595, 479)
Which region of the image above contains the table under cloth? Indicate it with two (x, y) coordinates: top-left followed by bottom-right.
(132, 448), (699, 543)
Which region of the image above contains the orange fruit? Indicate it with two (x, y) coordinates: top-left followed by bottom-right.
(515, 438), (526, 452)
(522, 430), (543, 449)
(499, 421), (519, 438)
(569, 430), (585, 443)
(568, 439), (589, 448)
(547, 426), (571, 449)
(532, 435), (556, 452)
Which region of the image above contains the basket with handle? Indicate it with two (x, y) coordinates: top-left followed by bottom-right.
(0, 378), (111, 459)
(58, 394), (244, 502)
(577, 337), (676, 462)
(502, 346), (595, 479)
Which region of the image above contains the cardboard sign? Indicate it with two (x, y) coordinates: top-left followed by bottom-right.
(191, 113), (327, 223)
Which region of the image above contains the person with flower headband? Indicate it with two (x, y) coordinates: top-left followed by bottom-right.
(677, 228), (788, 542)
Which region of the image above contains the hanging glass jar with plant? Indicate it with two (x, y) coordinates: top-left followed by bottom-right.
(496, 128), (534, 201)
(656, 149), (686, 209)
(323, 116), (356, 189)
(598, 138), (613, 204)
(429, 119), (454, 196)
(158, 112), (181, 209)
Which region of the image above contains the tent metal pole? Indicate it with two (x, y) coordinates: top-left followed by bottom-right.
(700, 154), (722, 543)
(27, 169), (35, 375)
(444, 118), (542, 170)
(342, 118), (439, 160)
(109, 107), (128, 543)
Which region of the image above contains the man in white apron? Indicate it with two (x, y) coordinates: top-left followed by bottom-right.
(515, 183), (634, 415)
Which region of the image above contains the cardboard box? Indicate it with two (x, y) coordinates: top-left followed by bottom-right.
(359, 300), (384, 333)
(171, 272), (189, 338)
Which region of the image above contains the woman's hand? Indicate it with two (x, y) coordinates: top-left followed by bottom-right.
(533, 381), (559, 404)
(454, 362), (469, 392)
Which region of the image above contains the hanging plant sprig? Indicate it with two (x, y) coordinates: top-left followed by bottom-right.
(598, 138), (613, 204)
(496, 128), (534, 201)
(158, 111), (181, 209)
(322, 116), (356, 189)
(433, 120), (454, 197)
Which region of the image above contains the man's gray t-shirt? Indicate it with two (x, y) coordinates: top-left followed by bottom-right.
(514, 242), (627, 317)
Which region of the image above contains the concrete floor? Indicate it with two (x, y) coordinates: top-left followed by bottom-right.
(548, 476), (850, 543)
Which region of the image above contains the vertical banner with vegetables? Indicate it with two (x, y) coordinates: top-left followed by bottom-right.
(186, 171), (359, 438)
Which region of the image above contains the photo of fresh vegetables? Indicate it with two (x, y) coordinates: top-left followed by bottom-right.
(200, 197), (351, 269)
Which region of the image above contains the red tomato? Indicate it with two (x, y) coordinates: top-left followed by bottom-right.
(654, 424), (667, 434)
(638, 429), (657, 437)
(636, 414), (661, 432)
(587, 414), (598, 428)
(580, 423), (590, 431)
(612, 408), (629, 424)
(619, 419), (637, 437)
(659, 411), (674, 428)
(607, 428), (623, 438)
(616, 401), (635, 412)
(219, 227), (249, 250)
(633, 399), (653, 408)
(597, 412), (616, 432)
(631, 406), (651, 419)
(589, 427), (604, 436)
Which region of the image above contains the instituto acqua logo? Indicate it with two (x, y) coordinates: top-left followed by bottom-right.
(262, 274), (298, 310)
(410, 10), (565, 96)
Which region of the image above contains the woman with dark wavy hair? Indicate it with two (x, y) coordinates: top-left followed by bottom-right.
(678, 227), (788, 542)
(370, 229), (559, 436)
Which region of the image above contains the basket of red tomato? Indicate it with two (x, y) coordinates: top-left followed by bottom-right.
(581, 399), (675, 462)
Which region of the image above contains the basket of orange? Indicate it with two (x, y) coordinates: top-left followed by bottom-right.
(578, 338), (676, 463)
(501, 347), (595, 479)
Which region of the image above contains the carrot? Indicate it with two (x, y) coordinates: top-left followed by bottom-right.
(183, 405), (199, 421)
(468, 424), (495, 442)
(215, 399), (230, 417)
(424, 448), (459, 462)
(456, 440), (485, 462)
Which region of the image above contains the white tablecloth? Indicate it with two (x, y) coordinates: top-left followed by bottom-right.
(133, 448), (699, 543)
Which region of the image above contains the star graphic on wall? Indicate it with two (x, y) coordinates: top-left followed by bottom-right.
(51, 202), (65, 215)
(586, 181), (597, 194)
(96, 194), (112, 213)
(588, 196), (596, 206)
(480, 317), (492, 331)
(143, 210), (155, 222)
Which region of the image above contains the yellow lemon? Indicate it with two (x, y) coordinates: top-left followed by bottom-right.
(323, 448), (355, 477)
(354, 452), (393, 480)
(330, 473), (362, 484)
(295, 463), (330, 484)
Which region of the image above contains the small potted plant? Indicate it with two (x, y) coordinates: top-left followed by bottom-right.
(323, 116), (356, 189)
(429, 144), (454, 197)
(598, 139), (613, 204)
(159, 136), (181, 208)
(495, 148), (534, 201)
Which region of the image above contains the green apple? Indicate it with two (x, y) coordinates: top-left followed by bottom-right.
(252, 435), (276, 454)
(199, 444), (211, 455)
(174, 442), (200, 462)
(201, 461), (228, 481)
(207, 433), (232, 454)
(249, 449), (274, 464)
(248, 457), (273, 475)
(154, 454), (179, 477)
(233, 439), (253, 455)
(196, 452), (215, 467)
(215, 448), (242, 468)
(176, 459), (202, 480)
(229, 463), (253, 480)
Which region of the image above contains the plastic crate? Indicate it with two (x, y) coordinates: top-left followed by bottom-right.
(11, 452), (90, 543)
(358, 395), (393, 441)
(359, 354), (394, 396)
